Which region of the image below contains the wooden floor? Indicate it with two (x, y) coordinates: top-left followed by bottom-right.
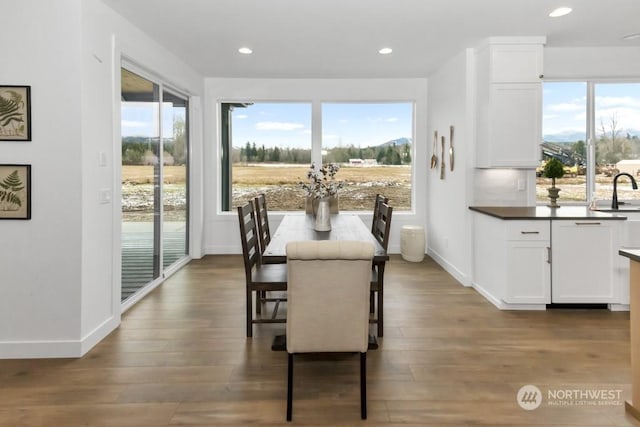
(1, 255), (639, 426)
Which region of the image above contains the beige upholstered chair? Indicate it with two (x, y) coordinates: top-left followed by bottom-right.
(237, 202), (287, 337)
(284, 240), (374, 421)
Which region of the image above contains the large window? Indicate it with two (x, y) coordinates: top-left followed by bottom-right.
(220, 101), (414, 212)
(538, 81), (640, 204)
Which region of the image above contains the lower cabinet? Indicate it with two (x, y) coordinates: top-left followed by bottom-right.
(551, 220), (619, 303)
(473, 213), (624, 308)
(504, 223), (550, 304)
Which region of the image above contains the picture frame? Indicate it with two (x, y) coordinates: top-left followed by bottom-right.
(0, 85), (32, 141)
(0, 164), (31, 220)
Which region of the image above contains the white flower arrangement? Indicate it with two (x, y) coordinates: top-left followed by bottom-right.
(301, 163), (344, 199)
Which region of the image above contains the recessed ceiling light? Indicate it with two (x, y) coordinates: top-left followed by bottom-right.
(623, 32), (640, 40)
(238, 47), (253, 55)
(549, 7), (572, 17)
(378, 47), (393, 55)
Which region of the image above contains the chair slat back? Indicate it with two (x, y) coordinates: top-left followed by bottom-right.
(371, 194), (389, 234)
(237, 202), (261, 282)
(285, 240), (374, 354)
(254, 194), (271, 253)
(372, 202), (393, 251)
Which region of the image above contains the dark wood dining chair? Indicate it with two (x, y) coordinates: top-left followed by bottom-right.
(283, 240), (375, 421)
(254, 193), (285, 264)
(370, 194), (389, 234)
(237, 201), (287, 337)
(254, 193), (286, 309)
(370, 201), (392, 337)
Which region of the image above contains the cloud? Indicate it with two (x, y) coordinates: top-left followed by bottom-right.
(235, 114), (248, 119)
(386, 117), (399, 123)
(122, 120), (149, 129)
(548, 102), (584, 112)
(596, 96), (640, 109)
(256, 121), (305, 131)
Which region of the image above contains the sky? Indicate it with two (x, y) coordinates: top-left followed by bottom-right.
(121, 84), (639, 143)
(122, 102), (184, 138)
(543, 82), (640, 139)
(230, 102), (414, 149)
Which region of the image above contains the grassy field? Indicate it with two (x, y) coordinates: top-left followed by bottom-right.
(122, 164), (412, 214)
(123, 165), (639, 214)
(231, 164), (411, 211)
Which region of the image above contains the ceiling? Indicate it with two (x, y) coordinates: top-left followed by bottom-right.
(101, 0), (640, 78)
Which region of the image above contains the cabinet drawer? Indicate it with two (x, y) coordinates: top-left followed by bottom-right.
(507, 221), (550, 240)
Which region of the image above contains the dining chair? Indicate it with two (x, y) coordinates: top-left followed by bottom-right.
(370, 194), (389, 234)
(370, 201), (392, 336)
(254, 193), (284, 264)
(283, 240), (375, 421)
(237, 201), (287, 337)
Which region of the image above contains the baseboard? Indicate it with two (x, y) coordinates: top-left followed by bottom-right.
(470, 282), (546, 311)
(609, 303), (630, 312)
(80, 315), (119, 356)
(0, 315), (120, 359)
(427, 248), (470, 287)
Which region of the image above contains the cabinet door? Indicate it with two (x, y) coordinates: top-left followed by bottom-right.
(487, 83), (542, 168)
(551, 221), (617, 303)
(491, 44), (543, 83)
(505, 241), (550, 304)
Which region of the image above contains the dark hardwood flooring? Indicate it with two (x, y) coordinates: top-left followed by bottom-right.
(0, 255), (638, 426)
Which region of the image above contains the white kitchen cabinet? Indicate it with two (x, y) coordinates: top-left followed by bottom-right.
(551, 220), (620, 303)
(505, 238), (550, 304)
(475, 37), (545, 168)
(473, 213), (550, 308)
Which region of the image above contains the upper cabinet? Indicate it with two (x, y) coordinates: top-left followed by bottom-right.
(475, 37), (546, 168)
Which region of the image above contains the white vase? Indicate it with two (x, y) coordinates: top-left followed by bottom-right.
(314, 197), (332, 231)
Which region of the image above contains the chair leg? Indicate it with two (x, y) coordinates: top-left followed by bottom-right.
(360, 352), (367, 420)
(246, 287), (253, 338)
(287, 353), (293, 421)
(377, 263), (385, 337)
(369, 290), (375, 314)
(256, 290), (262, 314)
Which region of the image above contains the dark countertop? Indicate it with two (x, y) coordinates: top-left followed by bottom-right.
(469, 206), (627, 220)
(620, 249), (640, 263)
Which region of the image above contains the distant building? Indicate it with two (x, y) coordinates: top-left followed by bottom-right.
(349, 158), (364, 166)
(616, 160), (640, 176)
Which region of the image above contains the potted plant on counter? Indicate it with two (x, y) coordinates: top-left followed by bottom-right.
(543, 158), (565, 208)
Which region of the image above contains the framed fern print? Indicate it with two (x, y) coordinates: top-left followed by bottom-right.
(0, 164), (31, 219)
(0, 86), (31, 141)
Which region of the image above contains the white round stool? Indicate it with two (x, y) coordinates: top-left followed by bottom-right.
(400, 225), (425, 262)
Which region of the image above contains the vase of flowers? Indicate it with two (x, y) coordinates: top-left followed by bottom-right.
(301, 163), (344, 231)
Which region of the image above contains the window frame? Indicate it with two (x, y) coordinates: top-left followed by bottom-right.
(540, 79), (640, 205)
(219, 100), (416, 212)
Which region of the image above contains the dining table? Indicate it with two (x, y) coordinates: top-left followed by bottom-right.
(263, 213), (389, 337)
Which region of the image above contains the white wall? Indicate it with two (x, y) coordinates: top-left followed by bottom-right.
(426, 50), (473, 285)
(0, 0), (204, 358)
(0, 0), (84, 358)
(203, 78), (428, 255)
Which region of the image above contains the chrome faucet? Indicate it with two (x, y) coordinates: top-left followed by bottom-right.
(612, 172), (638, 209)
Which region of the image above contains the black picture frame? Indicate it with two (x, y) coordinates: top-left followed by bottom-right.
(0, 164), (31, 220)
(0, 85), (32, 141)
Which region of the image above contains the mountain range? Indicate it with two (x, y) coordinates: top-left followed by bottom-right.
(544, 129), (640, 143)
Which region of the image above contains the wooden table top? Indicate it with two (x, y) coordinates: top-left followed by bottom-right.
(264, 214), (389, 262)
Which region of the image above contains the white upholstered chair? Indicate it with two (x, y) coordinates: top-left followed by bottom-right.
(284, 240), (374, 421)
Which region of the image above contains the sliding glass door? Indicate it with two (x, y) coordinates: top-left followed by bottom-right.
(120, 67), (189, 302)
